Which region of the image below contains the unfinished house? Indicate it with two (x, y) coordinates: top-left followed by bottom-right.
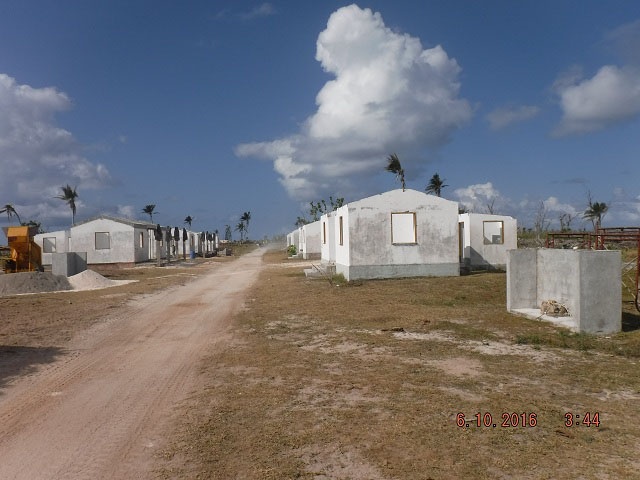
(35, 215), (158, 267)
(458, 213), (517, 270)
(299, 221), (321, 260)
(331, 189), (460, 281)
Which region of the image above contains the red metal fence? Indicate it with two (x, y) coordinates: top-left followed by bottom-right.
(545, 228), (640, 311)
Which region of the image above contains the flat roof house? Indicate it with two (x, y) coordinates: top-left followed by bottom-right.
(332, 189), (460, 281)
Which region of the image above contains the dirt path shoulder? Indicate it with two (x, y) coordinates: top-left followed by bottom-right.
(0, 248), (264, 480)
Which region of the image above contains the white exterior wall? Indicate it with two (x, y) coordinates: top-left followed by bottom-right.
(36, 217), (157, 265)
(286, 230), (298, 247)
(334, 189), (459, 280)
(301, 221), (321, 259)
(297, 226), (304, 255)
(286, 230), (300, 253)
(334, 205), (350, 270)
(71, 219), (137, 264)
(34, 230), (70, 266)
(320, 213), (336, 263)
(459, 213), (517, 269)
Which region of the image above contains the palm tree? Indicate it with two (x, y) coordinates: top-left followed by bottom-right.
(224, 225), (232, 242)
(241, 211), (251, 239)
(56, 184), (78, 225)
(0, 204), (21, 225)
(235, 221), (246, 242)
(425, 173), (448, 197)
(142, 204), (157, 222)
(386, 153), (405, 191)
(184, 215), (193, 229)
(583, 201), (608, 231)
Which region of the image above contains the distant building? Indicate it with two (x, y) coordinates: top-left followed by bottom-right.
(298, 221), (321, 260)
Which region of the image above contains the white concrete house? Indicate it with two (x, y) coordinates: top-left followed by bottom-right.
(320, 211), (337, 264)
(458, 213), (517, 270)
(286, 229), (300, 254)
(299, 221), (321, 260)
(332, 189), (460, 281)
(35, 215), (158, 267)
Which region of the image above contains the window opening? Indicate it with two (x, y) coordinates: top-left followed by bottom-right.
(483, 220), (504, 245)
(95, 232), (111, 250)
(391, 212), (417, 244)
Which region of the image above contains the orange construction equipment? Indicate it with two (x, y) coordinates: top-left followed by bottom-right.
(2, 226), (42, 273)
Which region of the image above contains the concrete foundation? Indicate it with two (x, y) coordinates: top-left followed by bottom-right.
(337, 262), (459, 281)
(52, 252), (87, 277)
(507, 249), (621, 334)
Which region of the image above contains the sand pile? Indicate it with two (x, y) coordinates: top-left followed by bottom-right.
(0, 272), (72, 296)
(68, 269), (137, 291)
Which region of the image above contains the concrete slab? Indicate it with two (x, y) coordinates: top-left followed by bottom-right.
(511, 308), (577, 332)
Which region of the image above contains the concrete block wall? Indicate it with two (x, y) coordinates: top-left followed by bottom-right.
(507, 248), (621, 334)
(52, 252), (87, 277)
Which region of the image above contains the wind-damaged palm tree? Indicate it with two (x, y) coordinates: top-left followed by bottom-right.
(235, 221), (246, 242)
(184, 215), (193, 229)
(386, 153), (405, 191)
(240, 211), (251, 239)
(425, 173), (448, 197)
(0, 204), (21, 225)
(56, 184), (78, 225)
(142, 204), (157, 222)
(584, 200), (608, 231)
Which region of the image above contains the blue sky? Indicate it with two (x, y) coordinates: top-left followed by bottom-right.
(1, 1), (640, 241)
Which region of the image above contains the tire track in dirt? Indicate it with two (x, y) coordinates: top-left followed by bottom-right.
(0, 249), (264, 480)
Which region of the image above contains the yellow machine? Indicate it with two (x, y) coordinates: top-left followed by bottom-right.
(2, 226), (42, 273)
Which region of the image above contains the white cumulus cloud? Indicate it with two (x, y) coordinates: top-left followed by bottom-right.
(453, 182), (509, 214)
(553, 65), (640, 136)
(0, 74), (112, 221)
(235, 4), (471, 200)
(542, 196), (579, 215)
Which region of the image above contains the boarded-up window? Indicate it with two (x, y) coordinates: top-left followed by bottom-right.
(322, 222), (326, 244)
(483, 220), (504, 245)
(391, 212), (417, 244)
(339, 216), (344, 245)
(43, 237), (56, 253)
(95, 232), (110, 250)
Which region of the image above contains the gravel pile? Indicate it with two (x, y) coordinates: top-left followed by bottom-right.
(0, 269), (137, 296)
(0, 272), (72, 296)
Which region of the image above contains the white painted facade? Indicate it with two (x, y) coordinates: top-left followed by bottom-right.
(286, 229), (300, 253)
(458, 213), (517, 269)
(299, 221), (321, 260)
(332, 189), (460, 281)
(320, 212), (337, 263)
(34, 216), (158, 266)
(35, 220), (220, 265)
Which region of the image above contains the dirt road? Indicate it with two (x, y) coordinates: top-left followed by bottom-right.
(0, 249), (264, 479)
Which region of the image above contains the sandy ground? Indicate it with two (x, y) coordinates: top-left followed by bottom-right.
(0, 248), (264, 479)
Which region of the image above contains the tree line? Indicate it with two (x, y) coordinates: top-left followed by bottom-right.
(288, 153), (611, 232)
